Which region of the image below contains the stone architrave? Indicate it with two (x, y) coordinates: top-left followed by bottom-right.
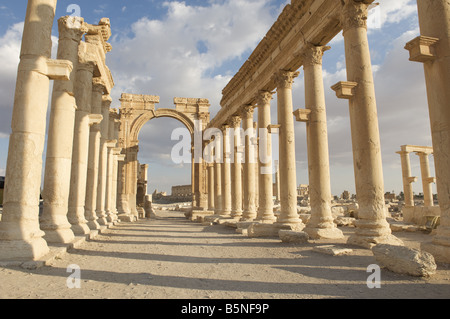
(241, 105), (257, 221)
(0, 0), (72, 261)
(273, 70), (304, 229)
(334, 0), (402, 248)
(96, 95), (112, 225)
(84, 79), (105, 230)
(256, 91), (276, 223)
(220, 124), (232, 217)
(40, 16), (86, 244)
(299, 44), (343, 239)
(410, 0), (450, 263)
(230, 116), (243, 219)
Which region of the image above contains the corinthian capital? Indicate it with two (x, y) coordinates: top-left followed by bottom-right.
(230, 115), (242, 128)
(240, 105), (255, 119)
(301, 43), (331, 67)
(341, 0), (373, 31)
(58, 16), (88, 41)
(273, 70), (300, 89)
(255, 91), (274, 107)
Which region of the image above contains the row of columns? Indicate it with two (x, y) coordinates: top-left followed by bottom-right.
(397, 146), (435, 208)
(0, 0), (124, 261)
(204, 0), (403, 247)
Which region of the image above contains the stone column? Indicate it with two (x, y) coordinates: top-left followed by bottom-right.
(84, 79), (104, 230)
(40, 16), (86, 244)
(416, 151), (435, 207)
(274, 160), (281, 204)
(241, 105), (257, 221)
(254, 122), (259, 212)
(128, 145), (140, 220)
(333, 0), (402, 248)
(214, 135), (223, 215)
(105, 140), (118, 222)
(407, 0), (450, 263)
(95, 95), (112, 225)
(208, 162), (215, 211)
(256, 91), (276, 223)
(230, 116), (243, 219)
(112, 148), (124, 217)
(396, 150), (416, 208)
(299, 44), (343, 239)
(67, 60), (96, 236)
(220, 124), (232, 217)
(0, 0), (72, 261)
(273, 70), (303, 229)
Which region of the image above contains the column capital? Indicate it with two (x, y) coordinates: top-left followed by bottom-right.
(230, 115), (242, 128)
(102, 95), (112, 108)
(240, 105), (255, 119)
(57, 16), (88, 42)
(92, 77), (106, 94)
(340, 0), (374, 32)
(273, 70), (300, 89)
(255, 90), (275, 106)
(301, 43), (331, 67)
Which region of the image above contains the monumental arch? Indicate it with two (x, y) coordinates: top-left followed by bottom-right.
(0, 0), (449, 267)
(115, 93), (211, 222)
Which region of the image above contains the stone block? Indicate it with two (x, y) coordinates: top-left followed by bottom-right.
(313, 245), (353, 256)
(279, 230), (309, 244)
(334, 216), (356, 227)
(372, 244), (437, 277)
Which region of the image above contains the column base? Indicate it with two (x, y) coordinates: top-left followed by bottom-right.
(71, 223), (91, 236)
(0, 238), (50, 262)
(421, 226), (450, 264)
(304, 226), (344, 240)
(42, 227), (75, 244)
(87, 220), (102, 230)
(347, 218), (404, 249)
(118, 214), (136, 222)
(96, 211), (108, 226)
(247, 222), (303, 238)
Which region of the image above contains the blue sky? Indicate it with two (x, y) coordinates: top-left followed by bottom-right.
(0, 0), (436, 196)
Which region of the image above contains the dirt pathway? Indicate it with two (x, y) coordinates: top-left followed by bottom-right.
(0, 210), (449, 300)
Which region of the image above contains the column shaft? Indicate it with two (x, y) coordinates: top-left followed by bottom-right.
(241, 106), (257, 221)
(0, 0), (71, 261)
(208, 163), (215, 211)
(230, 116), (243, 219)
(301, 45), (343, 239)
(256, 92), (276, 223)
(214, 136), (223, 215)
(397, 150), (415, 207)
(221, 125), (232, 217)
(274, 70), (303, 227)
(341, 0), (402, 248)
(40, 17), (85, 244)
(417, 152), (434, 207)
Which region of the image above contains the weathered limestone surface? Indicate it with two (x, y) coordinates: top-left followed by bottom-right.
(279, 230), (309, 244)
(372, 244), (437, 277)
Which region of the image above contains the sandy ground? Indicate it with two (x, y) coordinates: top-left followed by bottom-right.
(0, 209), (449, 300)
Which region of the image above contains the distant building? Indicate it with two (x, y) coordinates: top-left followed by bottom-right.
(171, 185), (193, 201)
(297, 184), (309, 197)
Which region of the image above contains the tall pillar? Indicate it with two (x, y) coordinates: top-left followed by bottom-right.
(84, 79), (105, 230)
(396, 149), (416, 208)
(416, 151), (435, 207)
(208, 162), (215, 211)
(406, 0), (450, 263)
(105, 141), (118, 222)
(332, 0), (402, 248)
(214, 135), (223, 215)
(0, 0), (72, 261)
(96, 95), (112, 225)
(230, 116), (243, 219)
(274, 160), (280, 204)
(128, 145), (139, 220)
(299, 44), (343, 239)
(241, 105), (257, 221)
(256, 91), (276, 223)
(273, 70), (303, 228)
(40, 16), (86, 244)
(220, 124), (232, 217)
